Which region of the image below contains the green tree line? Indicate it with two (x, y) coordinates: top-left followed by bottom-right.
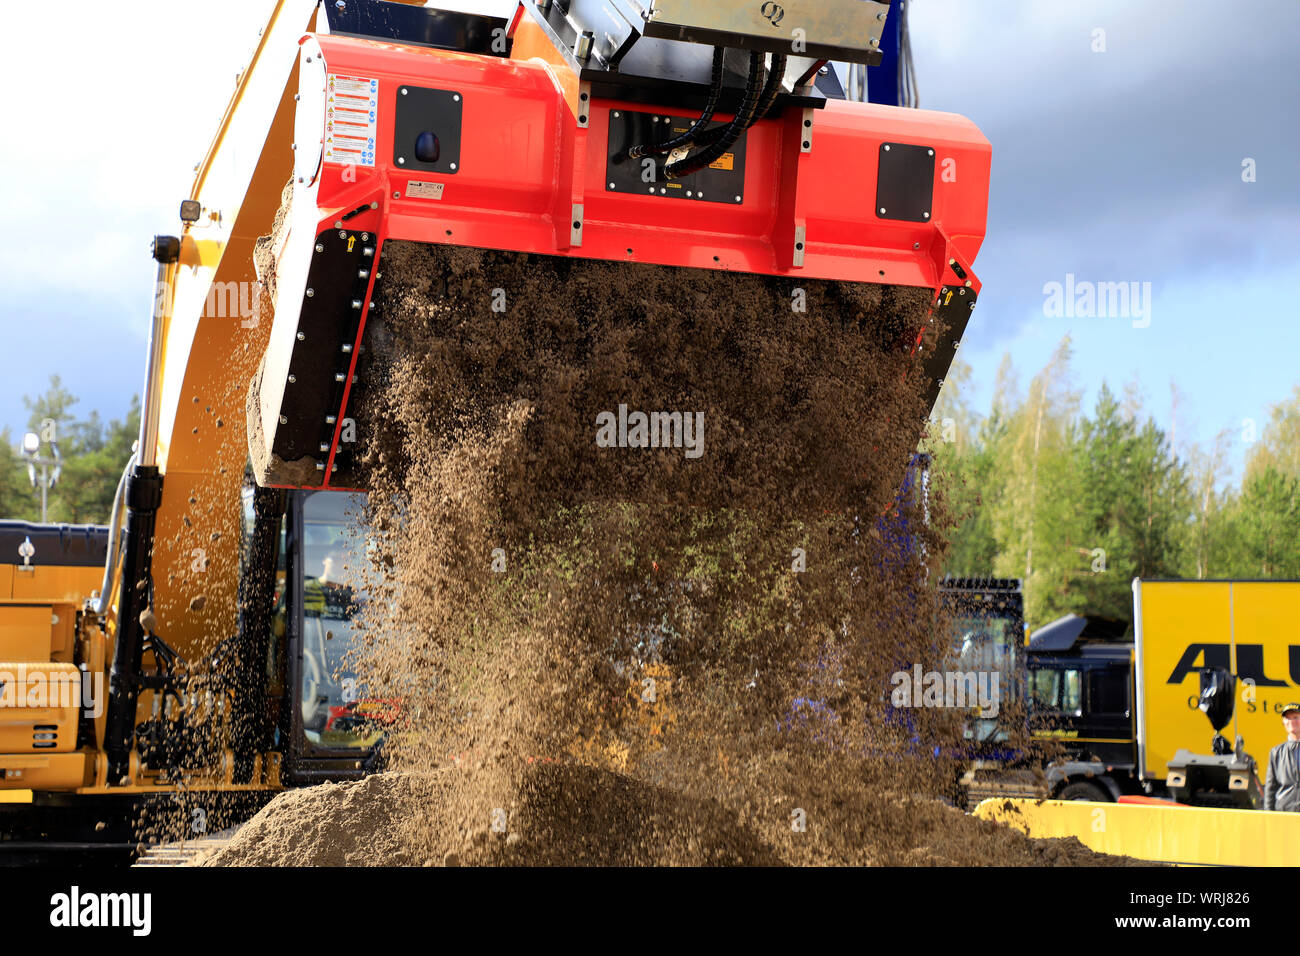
(929, 336), (1300, 630)
(0, 376), (140, 525)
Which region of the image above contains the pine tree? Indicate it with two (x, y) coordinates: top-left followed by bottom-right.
(1234, 467), (1300, 577)
(3, 379), (139, 526)
(926, 347), (1296, 621)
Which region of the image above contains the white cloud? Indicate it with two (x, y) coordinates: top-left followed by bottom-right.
(0, 0), (277, 300)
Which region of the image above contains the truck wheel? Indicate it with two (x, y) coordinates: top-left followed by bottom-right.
(1058, 780), (1111, 802)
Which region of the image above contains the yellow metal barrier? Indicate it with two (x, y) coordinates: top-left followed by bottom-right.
(974, 798), (1300, 867)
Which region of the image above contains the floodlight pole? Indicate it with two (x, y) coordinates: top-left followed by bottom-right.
(21, 436), (61, 523)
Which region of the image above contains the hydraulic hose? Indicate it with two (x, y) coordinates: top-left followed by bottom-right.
(628, 46), (726, 160)
(681, 52), (787, 152)
(749, 53), (788, 124)
(665, 51), (765, 181)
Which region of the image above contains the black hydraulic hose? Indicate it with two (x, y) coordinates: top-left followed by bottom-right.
(670, 51), (786, 159)
(707, 52), (785, 135)
(627, 46), (726, 160)
(666, 51), (764, 180)
(749, 52), (788, 124)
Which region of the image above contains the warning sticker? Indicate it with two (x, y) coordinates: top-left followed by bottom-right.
(325, 74), (378, 167)
(709, 153), (735, 172)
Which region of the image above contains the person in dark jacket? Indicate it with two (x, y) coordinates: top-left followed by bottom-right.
(1264, 703), (1300, 812)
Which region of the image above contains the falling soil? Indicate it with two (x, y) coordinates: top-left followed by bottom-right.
(206, 237), (1135, 866)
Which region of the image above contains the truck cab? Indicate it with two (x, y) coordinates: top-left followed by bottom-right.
(1024, 615), (1137, 801)
(974, 601), (1263, 807)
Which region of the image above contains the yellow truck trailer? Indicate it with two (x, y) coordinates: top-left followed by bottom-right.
(975, 578), (1300, 866)
(1135, 578), (1297, 803)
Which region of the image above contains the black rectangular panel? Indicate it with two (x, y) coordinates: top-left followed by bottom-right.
(875, 141), (935, 223)
(921, 283), (976, 415)
(606, 109), (748, 204)
(393, 85), (463, 175)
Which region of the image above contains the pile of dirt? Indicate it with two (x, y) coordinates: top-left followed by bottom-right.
(195, 765), (1139, 867)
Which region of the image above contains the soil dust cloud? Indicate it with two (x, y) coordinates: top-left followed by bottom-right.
(206, 240), (1134, 866)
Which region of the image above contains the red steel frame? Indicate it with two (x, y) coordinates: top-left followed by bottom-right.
(282, 33), (990, 489)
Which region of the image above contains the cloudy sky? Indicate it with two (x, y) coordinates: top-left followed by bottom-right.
(1, 0), (1295, 475)
(907, 0), (1300, 471)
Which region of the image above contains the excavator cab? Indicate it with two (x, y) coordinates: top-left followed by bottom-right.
(240, 485), (385, 785)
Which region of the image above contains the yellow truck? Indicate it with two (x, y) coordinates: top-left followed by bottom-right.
(1134, 578), (1297, 804)
(974, 578), (1300, 866)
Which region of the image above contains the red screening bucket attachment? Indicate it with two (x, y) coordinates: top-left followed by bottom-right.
(248, 4), (990, 490)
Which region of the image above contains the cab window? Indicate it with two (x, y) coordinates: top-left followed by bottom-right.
(299, 491), (381, 751)
(1029, 667), (1082, 716)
